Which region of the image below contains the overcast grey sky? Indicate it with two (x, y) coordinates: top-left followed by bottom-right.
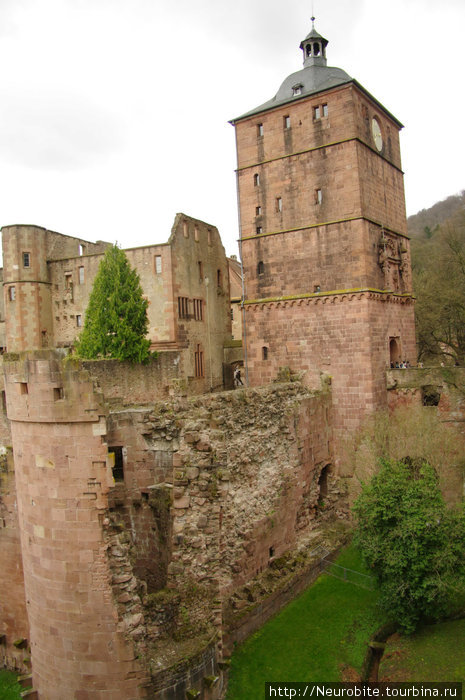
(0, 0), (463, 258)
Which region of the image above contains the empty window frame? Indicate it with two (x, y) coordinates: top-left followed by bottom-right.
(256, 226), (263, 235)
(284, 115), (290, 129)
(315, 188), (323, 205)
(256, 206), (262, 216)
(78, 266), (84, 284)
(217, 269), (222, 288)
(155, 255), (162, 274)
(108, 446), (124, 482)
(65, 273), (73, 290)
(178, 296), (190, 319)
(276, 197), (282, 213)
(193, 298), (203, 321)
(198, 261), (203, 282)
(322, 103), (328, 117)
(254, 173), (260, 187)
(22, 252), (31, 268)
(314, 105), (321, 120)
(257, 261), (265, 276)
(262, 346), (269, 360)
(194, 344), (204, 378)
(183, 221), (189, 238)
(76, 314), (82, 327)
(8, 286), (16, 301)
(257, 123), (264, 137)
(194, 225), (199, 242)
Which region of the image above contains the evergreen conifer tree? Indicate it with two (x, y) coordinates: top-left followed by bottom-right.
(76, 245), (151, 362)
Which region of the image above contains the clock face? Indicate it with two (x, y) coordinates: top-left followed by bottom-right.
(372, 117), (383, 151)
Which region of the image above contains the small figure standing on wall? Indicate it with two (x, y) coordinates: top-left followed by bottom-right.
(234, 365), (244, 387)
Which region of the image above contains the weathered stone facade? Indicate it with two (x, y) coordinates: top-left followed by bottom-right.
(1, 213), (232, 393)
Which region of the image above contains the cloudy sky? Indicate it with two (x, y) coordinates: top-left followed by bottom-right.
(0, 0), (463, 259)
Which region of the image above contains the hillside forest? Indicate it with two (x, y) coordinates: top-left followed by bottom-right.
(408, 190), (465, 365)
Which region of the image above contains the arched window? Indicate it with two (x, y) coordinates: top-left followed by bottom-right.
(262, 346), (268, 360)
(257, 261), (265, 276)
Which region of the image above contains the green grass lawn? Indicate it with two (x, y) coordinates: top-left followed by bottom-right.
(0, 670), (21, 700)
(379, 618), (465, 683)
(226, 544), (385, 699)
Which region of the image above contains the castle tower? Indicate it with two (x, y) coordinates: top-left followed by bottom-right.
(231, 20), (416, 460)
(4, 352), (147, 699)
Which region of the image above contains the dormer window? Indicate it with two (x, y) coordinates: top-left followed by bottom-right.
(292, 83), (303, 96)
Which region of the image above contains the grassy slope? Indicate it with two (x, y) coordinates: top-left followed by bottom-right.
(226, 545), (385, 699)
(0, 670), (21, 700)
(379, 618), (465, 683)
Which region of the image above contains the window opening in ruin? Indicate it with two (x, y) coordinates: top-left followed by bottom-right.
(76, 315), (82, 327)
(314, 284), (321, 293)
(276, 197), (282, 213)
(193, 298), (203, 321)
(254, 173), (260, 186)
(183, 221), (189, 238)
(257, 123), (264, 137)
(194, 226), (199, 242)
(194, 344), (204, 378)
(53, 387), (64, 401)
(284, 115), (291, 129)
(207, 229), (212, 245)
(8, 286), (16, 301)
(389, 337), (401, 366)
(314, 106), (321, 120)
(256, 206), (262, 216)
(23, 252), (31, 268)
(65, 274), (72, 290)
(315, 189), (322, 204)
(1, 391), (6, 413)
(155, 255), (162, 274)
(257, 261), (265, 276)
(108, 446), (124, 482)
(217, 269), (222, 288)
(262, 346), (268, 360)
(78, 266), (84, 284)
(269, 546), (275, 559)
(422, 386), (441, 407)
(19, 383), (28, 395)
(256, 226), (263, 235)
(323, 104), (328, 117)
(198, 261), (203, 282)
(318, 465), (329, 501)
(178, 296), (189, 319)
(79, 244), (86, 256)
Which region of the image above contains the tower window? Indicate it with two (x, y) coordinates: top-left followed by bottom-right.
(193, 299), (203, 321)
(284, 115), (290, 129)
(23, 252), (31, 268)
(262, 346), (269, 360)
(198, 260), (203, 282)
(323, 103), (328, 117)
(108, 446), (124, 482)
(178, 297), (189, 319)
(65, 273), (72, 290)
(78, 266), (84, 284)
(315, 189), (323, 205)
(217, 269), (222, 288)
(256, 206), (262, 216)
(313, 42), (320, 56)
(306, 44), (312, 57)
(76, 314), (82, 327)
(257, 123), (264, 137)
(257, 261), (265, 276)
(314, 106), (321, 120)
(292, 84), (303, 96)
(276, 197), (282, 213)
(194, 344), (204, 378)
(254, 173), (260, 186)
(256, 226), (263, 235)
(183, 221), (189, 238)
(155, 255), (162, 274)
(8, 286), (16, 301)
(194, 225), (199, 242)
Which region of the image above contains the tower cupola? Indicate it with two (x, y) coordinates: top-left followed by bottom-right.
(300, 18), (328, 67)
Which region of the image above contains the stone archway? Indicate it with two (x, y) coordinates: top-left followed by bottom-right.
(389, 337), (401, 366)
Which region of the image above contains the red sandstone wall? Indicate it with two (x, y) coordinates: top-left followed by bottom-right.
(4, 354), (147, 699)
